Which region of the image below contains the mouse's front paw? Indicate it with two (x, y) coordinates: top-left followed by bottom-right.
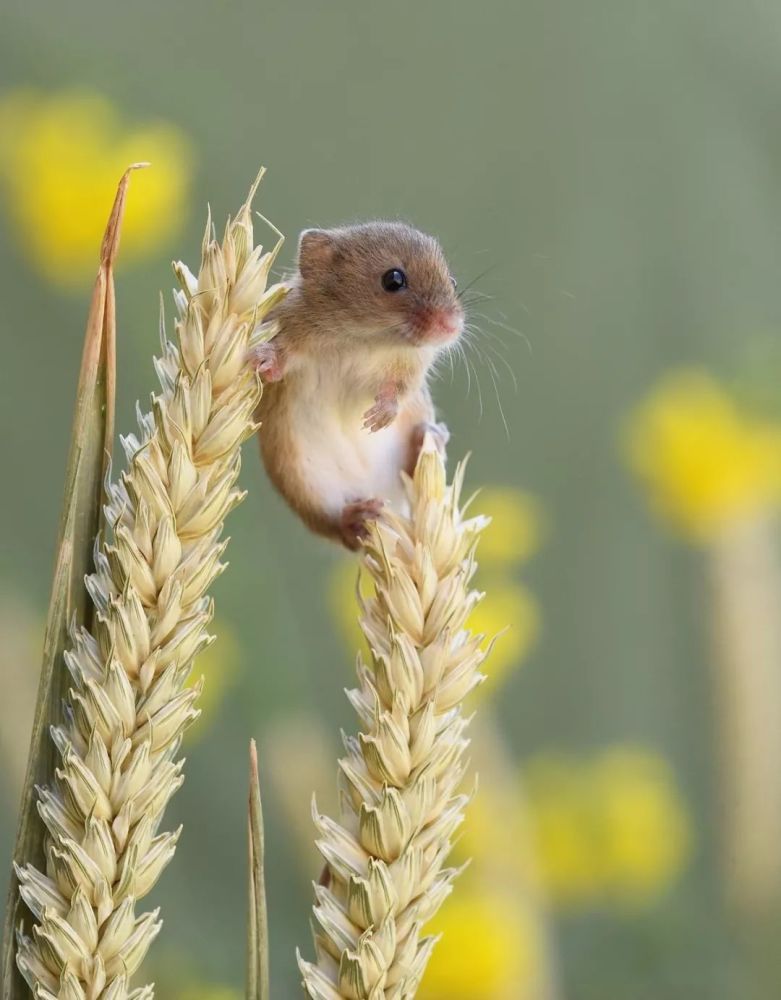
(363, 396), (399, 433)
(249, 341), (285, 383)
(340, 497), (384, 549)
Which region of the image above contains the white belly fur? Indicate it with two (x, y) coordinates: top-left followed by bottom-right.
(289, 388), (408, 518)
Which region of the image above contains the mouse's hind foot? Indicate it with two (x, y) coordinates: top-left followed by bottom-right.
(340, 497), (384, 550)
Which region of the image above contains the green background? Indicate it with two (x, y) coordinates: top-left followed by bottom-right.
(2, 1), (781, 997)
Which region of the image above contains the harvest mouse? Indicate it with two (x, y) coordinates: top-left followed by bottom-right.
(252, 222), (463, 549)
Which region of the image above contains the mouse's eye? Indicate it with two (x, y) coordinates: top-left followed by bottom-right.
(450, 275), (458, 290)
(381, 268), (407, 292)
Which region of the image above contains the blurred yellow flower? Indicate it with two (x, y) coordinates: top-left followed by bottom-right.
(525, 757), (603, 906)
(527, 747), (691, 909)
(420, 886), (542, 1000)
(455, 770), (526, 872)
(625, 370), (781, 541)
(0, 89), (192, 285)
(475, 488), (546, 567)
(184, 619), (242, 743)
(595, 748), (692, 905)
(452, 758), (545, 901)
(469, 577), (540, 697)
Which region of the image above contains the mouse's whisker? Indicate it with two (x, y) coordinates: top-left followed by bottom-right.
(487, 347), (519, 393)
(459, 342), (473, 401)
(460, 291), (494, 309)
(487, 361), (511, 440)
(463, 322), (508, 357)
(460, 347), (484, 423)
(456, 264), (499, 299)
(471, 323), (517, 363)
(438, 340), (456, 380)
(475, 336), (519, 394)
(467, 338), (512, 437)
(487, 339), (520, 392)
(458, 330), (516, 435)
(470, 311), (533, 355)
(460, 327), (479, 348)
(488, 350), (519, 399)
(473, 357), (485, 423)
(452, 341), (477, 407)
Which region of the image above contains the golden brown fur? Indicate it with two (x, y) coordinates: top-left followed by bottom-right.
(254, 222), (462, 548)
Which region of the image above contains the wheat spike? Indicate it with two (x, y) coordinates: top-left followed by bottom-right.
(14, 174), (284, 1000)
(298, 439), (491, 1000)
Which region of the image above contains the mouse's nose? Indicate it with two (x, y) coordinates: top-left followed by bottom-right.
(429, 306), (463, 341)
(411, 303), (463, 345)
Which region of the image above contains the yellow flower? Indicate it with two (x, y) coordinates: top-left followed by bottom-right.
(476, 488), (546, 567)
(0, 89), (192, 285)
(184, 618), (242, 742)
(419, 886), (542, 1000)
(468, 577), (540, 697)
(526, 756), (604, 906)
(624, 370), (781, 541)
(527, 747), (691, 909)
(454, 774), (526, 870)
(594, 748), (692, 906)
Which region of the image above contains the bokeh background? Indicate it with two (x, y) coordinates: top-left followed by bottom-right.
(2, 2), (781, 997)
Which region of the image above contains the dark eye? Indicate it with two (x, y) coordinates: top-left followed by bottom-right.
(381, 268), (407, 292)
(450, 275), (458, 289)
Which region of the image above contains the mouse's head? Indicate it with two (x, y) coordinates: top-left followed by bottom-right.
(296, 222), (463, 348)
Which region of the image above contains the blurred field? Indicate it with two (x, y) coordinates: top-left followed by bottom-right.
(2, 2), (781, 997)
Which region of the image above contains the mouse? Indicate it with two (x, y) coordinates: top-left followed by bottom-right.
(251, 221), (463, 549)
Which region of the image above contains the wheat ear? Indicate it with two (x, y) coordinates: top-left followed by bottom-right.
(14, 174), (283, 1000)
(298, 439), (491, 1000)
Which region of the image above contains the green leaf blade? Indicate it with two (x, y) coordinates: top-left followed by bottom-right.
(0, 167), (142, 998)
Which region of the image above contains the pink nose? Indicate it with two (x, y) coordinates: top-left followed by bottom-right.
(428, 307), (462, 339)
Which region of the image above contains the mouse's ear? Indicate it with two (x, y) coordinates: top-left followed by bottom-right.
(298, 229), (335, 278)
